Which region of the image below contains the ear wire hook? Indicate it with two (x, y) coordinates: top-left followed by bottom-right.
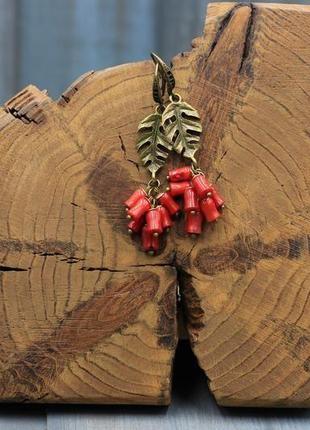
(150, 52), (175, 97)
(152, 63), (166, 106)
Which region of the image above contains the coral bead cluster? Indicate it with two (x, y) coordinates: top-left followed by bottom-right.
(124, 53), (226, 255)
(124, 166), (224, 255)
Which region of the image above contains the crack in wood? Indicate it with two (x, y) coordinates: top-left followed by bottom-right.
(58, 70), (95, 105)
(204, 3), (244, 62)
(239, 3), (256, 75)
(0, 265), (28, 272)
(118, 134), (140, 172)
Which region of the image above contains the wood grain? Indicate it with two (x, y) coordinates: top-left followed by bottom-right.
(45, 342), (310, 429)
(0, 56), (178, 404)
(0, 2), (309, 407)
(177, 2), (310, 407)
(0, 82), (178, 403)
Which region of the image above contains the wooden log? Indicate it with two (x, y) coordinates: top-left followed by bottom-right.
(177, 2), (310, 407)
(0, 2), (309, 407)
(0, 82), (178, 404)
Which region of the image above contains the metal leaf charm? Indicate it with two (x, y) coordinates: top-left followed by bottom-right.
(162, 98), (202, 163)
(136, 112), (172, 178)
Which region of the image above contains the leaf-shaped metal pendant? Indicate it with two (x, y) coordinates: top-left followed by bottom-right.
(162, 97), (202, 163)
(136, 112), (172, 178)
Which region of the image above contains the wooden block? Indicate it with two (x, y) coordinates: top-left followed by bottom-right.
(0, 84), (177, 404)
(177, 2), (310, 407)
(0, 2), (309, 407)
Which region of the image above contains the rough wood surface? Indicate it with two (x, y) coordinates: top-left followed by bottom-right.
(0, 2), (309, 407)
(177, 2), (310, 407)
(0, 82), (178, 404)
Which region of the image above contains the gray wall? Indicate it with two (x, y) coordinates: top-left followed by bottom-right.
(0, 0), (207, 103)
(1, 0), (309, 104)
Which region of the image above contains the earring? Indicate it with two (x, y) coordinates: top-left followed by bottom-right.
(123, 59), (179, 255)
(156, 54), (225, 237)
(123, 53), (224, 254)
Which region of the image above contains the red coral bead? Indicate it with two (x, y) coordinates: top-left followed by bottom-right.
(146, 207), (163, 235)
(192, 174), (212, 198)
(200, 197), (220, 222)
(168, 166), (192, 182)
(128, 216), (145, 234)
(141, 225), (152, 251)
(127, 197), (151, 221)
(158, 192), (180, 216)
(124, 188), (146, 208)
(185, 211), (203, 235)
(210, 186), (224, 209)
(151, 234), (160, 252)
(142, 225), (160, 254)
(184, 187), (199, 213)
(168, 181), (190, 197)
(158, 206), (173, 230)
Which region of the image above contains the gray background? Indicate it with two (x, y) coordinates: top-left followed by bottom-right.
(0, 0), (309, 429)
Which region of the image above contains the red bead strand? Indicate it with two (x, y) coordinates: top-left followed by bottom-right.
(184, 186), (199, 213)
(168, 181), (191, 197)
(210, 185), (225, 209)
(124, 188), (146, 208)
(168, 166), (192, 182)
(158, 206), (173, 230)
(192, 174), (212, 198)
(127, 197), (151, 221)
(158, 192), (180, 216)
(141, 225), (153, 251)
(124, 165), (224, 254)
(128, 217), (145, 234)
(146, 207), (163, 236)
(200, 197), (220, 222)
(185, 211), (203, 235)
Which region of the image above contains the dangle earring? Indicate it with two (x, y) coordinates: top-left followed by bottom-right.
(123, 53), (225, 254)
(123, 60), (179, 255)
(152, 53), (225, 237)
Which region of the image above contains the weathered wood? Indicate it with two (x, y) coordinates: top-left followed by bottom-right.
(0, 2), (309, 407)
(0, 82), (177, 404)
(177, 2), (310, 407)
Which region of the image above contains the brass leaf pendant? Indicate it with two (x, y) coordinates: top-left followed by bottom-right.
(162, 96), (202, 163)
(136, 111), (172, 178)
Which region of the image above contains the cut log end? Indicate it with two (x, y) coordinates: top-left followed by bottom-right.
(0, 2), (309, 407)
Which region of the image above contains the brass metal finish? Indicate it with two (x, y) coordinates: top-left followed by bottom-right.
(136, 53), (203, 205)
(162, 94), (202, 164)
(136, 112), (172, 178)
(151, 52), (175, 95)
(152, 63), (165, 105)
